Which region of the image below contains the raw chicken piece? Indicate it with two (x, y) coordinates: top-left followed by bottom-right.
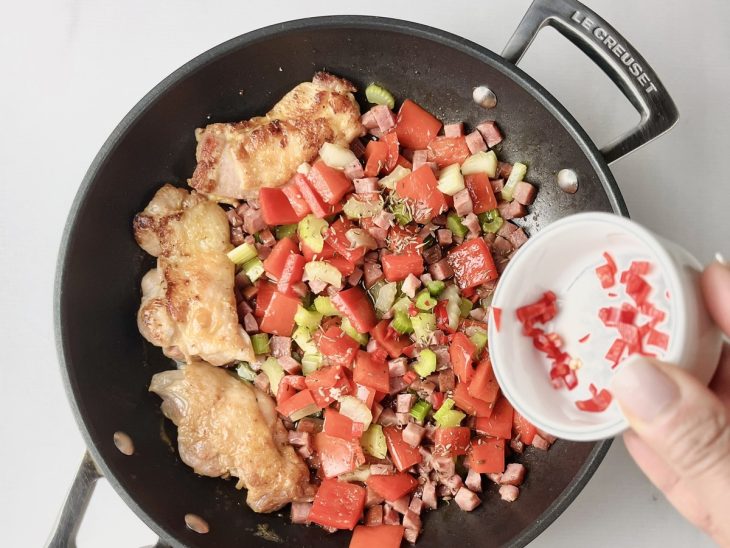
(149, 361), (313, 512)
(134, 184), (253, 365)
(190, 72), (364, 200)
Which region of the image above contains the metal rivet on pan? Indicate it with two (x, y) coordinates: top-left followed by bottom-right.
(473, 86), (497, 109)
(557, 169), (579, 193)
(185, 513), (210, 534)
(113, 431), (135, 456)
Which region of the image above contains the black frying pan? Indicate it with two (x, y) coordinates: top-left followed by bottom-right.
(51, 0), (678, 546)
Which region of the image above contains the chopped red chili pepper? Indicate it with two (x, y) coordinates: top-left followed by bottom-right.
(578, 334), (590, 343)
(575, 384), (612, 412)
(492, 307), (502, 332)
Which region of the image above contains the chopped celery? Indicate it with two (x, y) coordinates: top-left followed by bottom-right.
(440, 284), (460, 301)
(365, 83), (395, 109)
(391, 296), (412, 313)
(391, 309), (414, 334)
(341, 317), (369, 346)
(479, 209), (504, 234)
(437, 163), (466, 196)
(319, 142), (359, 170)
(275, 223), (298, 240)
(389, 200), (412, 225)
(374, 282), (398, 314)
(501, 161), (527, 201)
(236, 362), (257, 382)
(339, 466), (372, 483)
(301, 353), (323, 375)
(289, 401), (319, 422)
(411, 312), (436, 344)
(446, 213), (468, 239)
(469, 329), (488, 353)
(459, 298), (473, 318)
(461, 150), (498, 177)
(314, 295), (339, 316)
(304, 261), (342, 289)
(433, 398), (466, 427)
(378, 165), (411, 190)
(367, 280), (385, 302)
(343, 195), (384, 219)
(227, 242), (258, 266)
(294, 305), (323, 330)
(243, 257), (265, 282)
(339, 396), (373, 431)
(413, 348), (437, 377)
(426, 280), (446, 297)
(446, 297), (461, 332)
(293, 326), (318, 354)
(251, 333), (270, 355)
(261, 357), (284, 394)
(410, 399), (432, 422)
(415, 290), (436, 311)
(361, 423), (387, 459)
(297, 214), (328, 253)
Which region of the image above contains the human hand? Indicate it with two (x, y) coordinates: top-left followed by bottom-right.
(610, 259), (730, 546)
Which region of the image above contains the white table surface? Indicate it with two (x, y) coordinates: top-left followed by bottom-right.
(1, 0), (728, 546)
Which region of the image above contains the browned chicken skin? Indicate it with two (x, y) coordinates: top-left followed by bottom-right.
(149, 361), (313, 513)
(189, 71), (364, 200)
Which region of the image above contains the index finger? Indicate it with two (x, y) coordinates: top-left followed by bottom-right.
(701, 261), (730, 335)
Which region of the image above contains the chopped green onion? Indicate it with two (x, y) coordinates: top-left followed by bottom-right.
(391, 309), (414, 334)
(360, 424), (388, 459)
(410, 399), (432, 422)
(314, 296), (339, 316)
(297, 214), (328, 253)
(433, 398), (466, 427)
(243, 257), (265, 282)
(469, 329), (488, 353)
(390, 200), (412, 225)
(236, 362), (257, 382)
(479, 209), (504, 234)
(251, 333), (270, 355)
(304, 261), (342, 289)
(461, 150), (498, 177)
(275, 223), (298, 240)
(365, 83), (395, 110)
(413, 348), (437, 378)
(294, 305), (323, 331)
(437, 163), (466, 196)
(447, 213), (468, 239)
(301, 353), (323, 375)
(343, 195), (384, 219)
(501, 161), (527, 201)
(261, 357), (284, 394)
(341, 317), (369, 346)
(411, 312), (436, 344)
(378, 165), (411, 190)
(459, 298), (473, 318)
(227, 242), (258, 266)
(293, 326), (318, 354)
(415, 290), (436, 311)
(374, 282), (398, 314)
(426, 280), (446, 297)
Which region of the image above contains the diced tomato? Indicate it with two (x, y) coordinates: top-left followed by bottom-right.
(331, 287), (377, 332)
(366, 472), (418, 502)
(513, 410), (537, 445)
(433, 427), (471, 456)
(575, 383), (613, 413)
(324, 408), (362, 440)
(277, 253), (306, 294)
(259, 187), (302, 225)
(327, 218), (368, 263)
(276, 378), (297, 406)
(350, 524), (405, 548)
(383, 426), (423, 472)
(467, 358), (499, 405)
(427, 136), (470, 168)
(315, 326), (360, 368)
(431, 391), (445, 410)
(467, 438), (505, 474)
(309, 478), (366, 530)
(465, 173), (498, 214)
(259, 291), (300, 336)
(282, 176), (312, 217)
(327, 255), (356, 277)
(396, 155), (412, 170)
(294, 173), (340, 218)
(382, 131), (400, 173)
(381, 254), (424, 282)
(263, 237), (299, 279)
(276, 389), (317, 420)
(453, 382), (493, 417)
(387, 224), (422, 255)
(254, 280), (276, 318)
(301, 239), (336, 261)
(450, 332), (476, 383)
(475, 396), (514, 439)
(353, 350), (389, 393)
(370, 320), (411, 358)
(395, 165), (448, 223)
(395, 99), (442, 150)
(434, 301), (453, 334)
(314, 432), (364, 478)
(305, 365), (353, 408)
(308, 160), (353, 205)
(364, 140), (388, 177)
(448, 238), (498, 289)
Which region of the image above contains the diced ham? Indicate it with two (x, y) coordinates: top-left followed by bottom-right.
(498, 200), (527, 220)
(513, 181), (537, 205)
(413, 379), (436, 398)
(510, 439), (525, 454)
(270, 336), (292, 358)
(498, 162), (512, 179)
(499, 484), (520, 502)
(378, 407), (398, 426)
(370, 463), (395, 475)
(453, 188), (474, 217)
(389, 375), (410, 396)
(462, 213), (481, 238)
(455, 487), (482, 511)
(369, 127), (383, 138)
(444, 122), (464, 137)
(465, 130), (487, 154)
(409, 496), (423, 515)
(397, 393), (416, 413)
(243, 208), (267, 235)
(243, 312), (258, 332)
(308, 278), (328, 294)
(290, 502), (311, 524)
(345, 160), (365, 180)
(490, 178), (505, 193)
(438, 369), (455, 392)
(366, 485), (386, 508)
(383, 504), (400, 525)
(287, 430), (311, 447)
(361, 110), (378, 129)
(372, 105), (397, 132)
(230, 227), (245, 246)
(421, 244), (441, 266)
(421, 480), (437, 509)
(532, 434), (551, 450)
(434, 346), (451, 369)
(496, 221), (517, 238)
(388, 357), (409, 377)
(433, 456), (455, 477)
(256, 243), (272, 260)
(371, 402), (383, 424)
(536, 428), (558, 444)
(500, 463), (526, 486)
(465, 468), (483, 492)
(477, 121), (503, 148)
(436, 229), (453, 246)
(469, 307), (487, 321)
(354, 177), (379, 194)
(429, 258), (454, 280)
(431, 214), (447, 226)
(443, 474), (464, 495)
(402, 509), (422, 532)
(401, 273), (421, 298)
(227, 209), (244, 227)
(297, 417), (323, 433)
(253, 372), (269, 393)
(412, 150), (429, 171)
(420, 273), (433, 286)
(402, 422), (426, 448)
(507, 227), (528, 249)
(365, 504), (384, 526)
(279, 356), (301, 374)
(366, 226), (389, 245)
(392, 495), (410, 514)
(364, 262), (384, 288)
(373, 209), (395, 229)
(486, 473), (502, 484)
(348, 267), (363, 286)
(351, 138), (366, 159)
(396, 412), (411, 426)
(492, 235), (513, 255)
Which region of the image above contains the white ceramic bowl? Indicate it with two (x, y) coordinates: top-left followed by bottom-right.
(487, 212), (723, 441)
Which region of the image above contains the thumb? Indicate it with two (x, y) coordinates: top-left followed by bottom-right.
(611, 356), (730, 542)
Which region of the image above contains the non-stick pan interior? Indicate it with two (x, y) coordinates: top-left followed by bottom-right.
(57, 17), (617, 548)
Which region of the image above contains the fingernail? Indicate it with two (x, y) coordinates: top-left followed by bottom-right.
(715, 252), (727, 267)
(610, 356), (679, 421)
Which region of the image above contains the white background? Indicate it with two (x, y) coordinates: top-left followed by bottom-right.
(1, 0), (728, 546)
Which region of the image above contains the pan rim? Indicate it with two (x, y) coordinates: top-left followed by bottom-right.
(55, 14), (618, 548)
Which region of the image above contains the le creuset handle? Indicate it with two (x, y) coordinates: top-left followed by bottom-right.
(502, 0), (679, 164)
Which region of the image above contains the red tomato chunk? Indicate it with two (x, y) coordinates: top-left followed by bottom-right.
(468, 438), (505, 474)
(447, 238), (498, 289)
(259, 187), (302, 225)
(350, 524), (405, 548)
(332, 287), (377, 332)
(309, 478), (366, 530)
(381, 254), (424, 282)
(308, 159), (353, 205)
(258, 291), (300, 336)
(395, 99), (442, 150)
(383, 426), (423, 472)
(366, 472), (418, 502)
